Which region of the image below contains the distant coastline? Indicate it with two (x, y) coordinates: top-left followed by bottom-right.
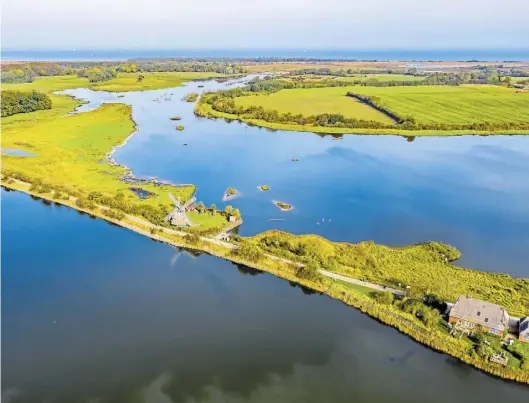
(2, 48), (529, 62)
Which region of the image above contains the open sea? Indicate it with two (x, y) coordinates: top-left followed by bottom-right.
(2, 49), (529, 62)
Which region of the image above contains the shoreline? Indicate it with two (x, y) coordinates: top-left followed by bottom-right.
(2, 180), (528, 386)
(195, 101), (529, 137)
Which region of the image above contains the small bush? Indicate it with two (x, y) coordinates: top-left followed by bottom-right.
(373, 291), (394, 305)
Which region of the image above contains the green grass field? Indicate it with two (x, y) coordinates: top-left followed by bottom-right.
(0, 74), (236, 222)
(230, 84), (529, 130)
(334, 279), (376, 298)
(352, 85), (529, 124)
(187, 210), (229, 231)
(235, 87), (395, 124)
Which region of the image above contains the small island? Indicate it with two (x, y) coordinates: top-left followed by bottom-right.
(170, 116), (182, 121)
(223, 187), (239, 201)
(292, 158), (299, 162)
(184, 92), (199, 102)
(176, 125), (184, 131)
(259, 185), (270, 191)
(273, 200), (293, 211)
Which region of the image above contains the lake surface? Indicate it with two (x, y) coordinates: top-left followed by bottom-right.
(2, 188), (529, 403)
(60, 76), (529, 276)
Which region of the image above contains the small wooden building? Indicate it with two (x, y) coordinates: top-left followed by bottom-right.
(449, 296), (510, 337)
(185, 202), (196, 212)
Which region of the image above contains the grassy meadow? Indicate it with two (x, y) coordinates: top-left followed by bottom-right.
(0, 73), (232, 223)
(351, 85), (529, 124)
(218, 83), (529, 134)
(235, 87), (395, 124)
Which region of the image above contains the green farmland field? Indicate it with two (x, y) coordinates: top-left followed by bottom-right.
(352, 85), (529, 124)
(235, 87), (395, 124)
(234, 84), (529, 127)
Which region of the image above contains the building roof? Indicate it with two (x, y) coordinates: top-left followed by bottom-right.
(520, 317), (529, 335)
(450, 296), (509, 332)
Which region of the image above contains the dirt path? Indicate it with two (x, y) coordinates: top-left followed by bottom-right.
(319, 269), (405, 296)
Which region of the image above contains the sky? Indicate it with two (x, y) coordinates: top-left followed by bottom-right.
(2, 0), (528, 50)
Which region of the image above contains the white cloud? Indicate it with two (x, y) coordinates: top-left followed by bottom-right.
(2, 0), (528, 49)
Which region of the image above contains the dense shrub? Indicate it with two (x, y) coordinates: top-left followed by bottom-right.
(1, 68), (36, 83)
(87, 191), (167, 224)
(77, 68), (117, 83)
(232, 241), (264, 262)
(1, 90), (52, 117)
(184, 230), (202, 245)
(373, 291), (394, 305)
(103, 209), (125, 220)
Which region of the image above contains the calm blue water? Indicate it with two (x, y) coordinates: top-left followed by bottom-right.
(2, 49), (529, 61)
(60, 76), (529, 277)
(2, 188), (529, 402)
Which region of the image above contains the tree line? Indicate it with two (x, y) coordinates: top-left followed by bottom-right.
(77, 67), (118, 83)
(1, 61), (247, 83)
(1, 90), (52, 117)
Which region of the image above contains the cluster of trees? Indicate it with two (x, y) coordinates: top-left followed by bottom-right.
(245, 76), (433, 95)
(0, 60), (246, 84)
(1, 90), (52, 117)
(128, 61), (246, 75)
(290, 67), (405, 76)
(231, 241), (265, 262)
(1, 68), (37, 83)
(1, 63), (76, 83)
(77, 67), (118, 83)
